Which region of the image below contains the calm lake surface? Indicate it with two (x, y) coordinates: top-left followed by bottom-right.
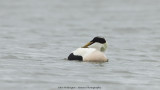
(0, 0), (160, 90)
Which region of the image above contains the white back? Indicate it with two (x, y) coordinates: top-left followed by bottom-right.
(73, 48), (96, 57)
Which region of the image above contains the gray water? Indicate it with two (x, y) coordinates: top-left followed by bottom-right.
(0, 0), (160, 90)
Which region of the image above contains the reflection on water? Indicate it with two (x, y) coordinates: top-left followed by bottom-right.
(0, 0), (160, 90)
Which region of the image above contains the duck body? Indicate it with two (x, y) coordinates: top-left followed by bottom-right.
(68, 37), (108, 62)
(68, 48), (108, 62)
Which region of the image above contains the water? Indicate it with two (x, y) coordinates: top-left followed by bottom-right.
(0, 0), (160, 90)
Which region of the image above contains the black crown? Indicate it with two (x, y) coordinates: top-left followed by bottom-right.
(91, 36), (106, 44)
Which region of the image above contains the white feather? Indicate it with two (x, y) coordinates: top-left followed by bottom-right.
(73, 48), (96, 57)
(70, 40), (108, 62)
(72, 48), (108, 62)
(88, 42), (102, 51)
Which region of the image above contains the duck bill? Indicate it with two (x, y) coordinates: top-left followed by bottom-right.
(82, 42), (93, 48)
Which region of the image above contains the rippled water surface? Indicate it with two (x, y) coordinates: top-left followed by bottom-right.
(0, 0), (160, 90)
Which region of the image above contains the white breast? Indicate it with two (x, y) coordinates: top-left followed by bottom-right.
(83, 50), (108, 62)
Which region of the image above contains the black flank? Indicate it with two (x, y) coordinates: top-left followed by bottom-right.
(68, 53), (83, 61)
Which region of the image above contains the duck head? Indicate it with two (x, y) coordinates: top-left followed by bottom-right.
(82, 36), (108, 52)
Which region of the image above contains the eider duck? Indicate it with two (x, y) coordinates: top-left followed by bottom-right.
(68, 36), (108, 62)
